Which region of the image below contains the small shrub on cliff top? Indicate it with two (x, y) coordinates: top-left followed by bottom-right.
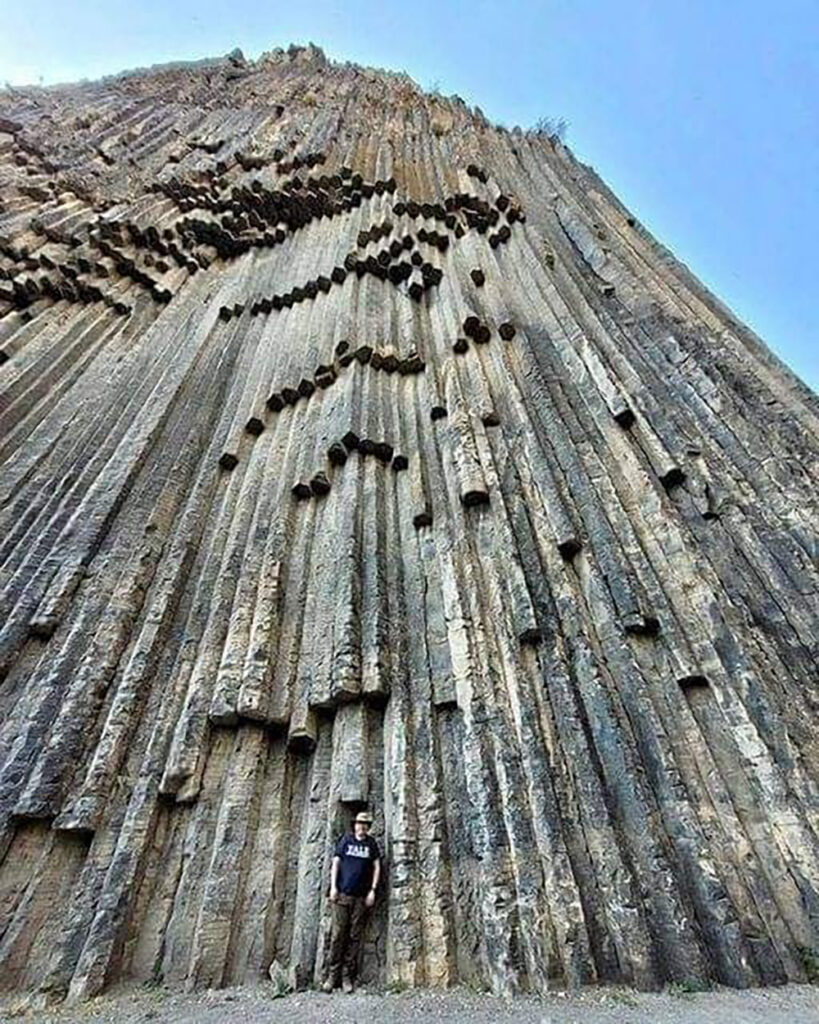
(529, 115), (568, 141)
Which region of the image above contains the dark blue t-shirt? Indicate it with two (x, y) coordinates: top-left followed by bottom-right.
(334, 832), (381, 896)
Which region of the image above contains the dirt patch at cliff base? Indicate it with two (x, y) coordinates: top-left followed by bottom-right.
(2, 983), (819, 1024)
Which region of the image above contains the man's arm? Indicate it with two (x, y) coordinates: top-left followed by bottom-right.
(330, 855), (341, 901)
(366, 858), (381, 907)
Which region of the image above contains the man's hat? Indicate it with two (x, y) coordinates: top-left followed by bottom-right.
(354, 811), (373, 825)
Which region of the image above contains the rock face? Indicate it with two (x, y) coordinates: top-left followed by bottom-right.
(1, 43), (818, 1003)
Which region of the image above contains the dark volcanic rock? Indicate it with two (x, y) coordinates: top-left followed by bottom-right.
(0, 42), (817, 1007)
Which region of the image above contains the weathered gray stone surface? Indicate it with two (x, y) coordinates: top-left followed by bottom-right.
(0, 42), (818, 1005)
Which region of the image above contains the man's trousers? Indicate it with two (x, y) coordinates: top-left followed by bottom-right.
(327, 893), (369, 981)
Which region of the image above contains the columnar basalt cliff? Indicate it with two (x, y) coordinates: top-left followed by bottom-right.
(1, 42), (818, 1004)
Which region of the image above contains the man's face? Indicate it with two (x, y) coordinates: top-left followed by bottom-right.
(354, 821), (369, 839)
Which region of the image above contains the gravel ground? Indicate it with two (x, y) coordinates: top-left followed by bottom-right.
(2, 982), (819, 1024)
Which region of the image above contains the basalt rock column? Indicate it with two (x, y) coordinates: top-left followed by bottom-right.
(0, 43), (818, 1004)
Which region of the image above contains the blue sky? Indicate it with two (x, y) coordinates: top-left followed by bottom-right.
(1, 1), (816, 391)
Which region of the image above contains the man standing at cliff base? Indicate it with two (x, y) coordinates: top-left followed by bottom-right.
(322, 810), (381, 993)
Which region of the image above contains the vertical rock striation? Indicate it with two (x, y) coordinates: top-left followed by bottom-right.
(0, 42), (818, 1002)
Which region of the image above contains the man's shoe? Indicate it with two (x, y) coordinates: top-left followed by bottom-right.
(342, 976), (354, 994)
(321, 977), (335, 993)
